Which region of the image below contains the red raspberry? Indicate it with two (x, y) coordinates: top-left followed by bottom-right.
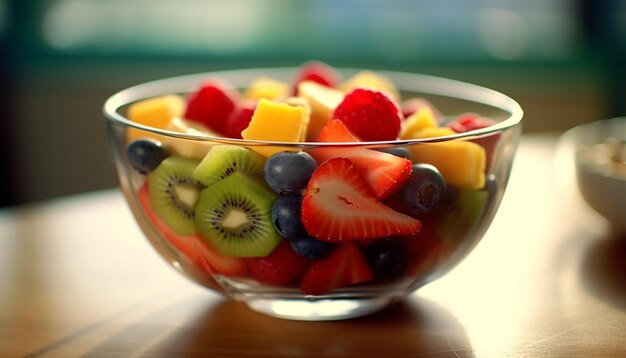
(184, 79), (239, 135)
(333, 88), (402, 141)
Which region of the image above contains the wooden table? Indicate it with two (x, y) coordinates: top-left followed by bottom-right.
(1, 134), (625, 357)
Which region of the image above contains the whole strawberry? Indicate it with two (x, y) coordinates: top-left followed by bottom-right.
(333, 88), (402, 141)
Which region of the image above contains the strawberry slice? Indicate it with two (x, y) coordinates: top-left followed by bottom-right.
(300, 242), (374, 295)
(333, 87), (402, 141)
(223, 101), (256, 139)
(312, 120), (412, 199)
(137, 185), (248, 277)
(315, 119), (361, 142)
(184, 79), (240, 135)
(301, 158), (421, 242)
(247, 240), (310, 286)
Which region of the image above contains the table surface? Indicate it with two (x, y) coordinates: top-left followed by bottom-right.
(1, 134), (625, 358)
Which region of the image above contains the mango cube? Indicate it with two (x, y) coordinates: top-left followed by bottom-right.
(297, 81), (343, 141)
(241, 99), (309, 156)
(411, 127), (456, 139)
(126, 94), (185, 142)
(409, 140), (486, 189)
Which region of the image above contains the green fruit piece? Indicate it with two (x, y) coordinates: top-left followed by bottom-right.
(195, 172), (281, 257)
(192, 145), (265, 186)
(147, 156), (206, 235)
(437, 188), (488, 244)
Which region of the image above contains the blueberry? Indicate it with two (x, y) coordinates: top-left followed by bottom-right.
(377, 147), (412, 160)
(365, 240), (408, 279)
(401, 163), (446, 217)
(126, 139), (169, 174)
(290, 235), (334, 259)
(264, 151), (317, 195)
(271, 196), (308, 240)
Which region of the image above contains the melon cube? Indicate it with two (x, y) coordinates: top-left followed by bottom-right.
(241, 99), (309, 156)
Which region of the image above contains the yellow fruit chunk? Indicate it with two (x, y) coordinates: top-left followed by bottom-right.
(280, 97), (312, 142)
(411, 127), (456, 139)
(409, 140), (486, 189)
(161, 118), (218, 159)
(296, 81), (343, 141)
(399, 107), (438, 139)
(244, 77), (289, 101)
(241, 99), (309, 156)
(339, 71), (401, 102)
(126, 94), (185, 142)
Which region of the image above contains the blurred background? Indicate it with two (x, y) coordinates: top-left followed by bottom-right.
(0, 0), (624, 207)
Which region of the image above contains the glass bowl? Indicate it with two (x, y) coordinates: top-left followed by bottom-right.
(556, 117), (626, 232)
(104, 67), (523, 320)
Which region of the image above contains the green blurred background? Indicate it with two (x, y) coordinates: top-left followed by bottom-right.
(0, 0), (625, 207)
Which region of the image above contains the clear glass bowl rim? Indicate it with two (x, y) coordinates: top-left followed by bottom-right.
(103, 67), (523, 147)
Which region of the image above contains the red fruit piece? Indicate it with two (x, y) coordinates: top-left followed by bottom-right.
(184, 79), (239, 135)
(447, 113), (496, 133)
(300, 242), (374, 295)
(247, 240), (310, 286)
(333, 88), (402, 141)
(315, 119), (361, 142)
(224, 101), (256, 139)
(137, 185), (248, 277)
(293, 61), (341, 95)
(312, 120), (412, 199)
(301, 158), (421, 242)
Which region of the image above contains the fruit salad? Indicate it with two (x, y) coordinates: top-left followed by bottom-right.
(122, 61), (501, 296)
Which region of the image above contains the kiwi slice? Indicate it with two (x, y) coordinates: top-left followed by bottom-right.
(147, 156), (206, 235)
(195, 172), (281, 257)
(192, 145), (265, 186)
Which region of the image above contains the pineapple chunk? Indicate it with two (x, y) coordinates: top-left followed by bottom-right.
(241, 99), (309, 156)
(296, 81), (343, 141)
(126, 94), (185, 142)
(399, 107), (438, 139)
(161, 117), (217, 159)
(339, 70), (401, 102)
(244, 77), (289, 101)
(409, 140), (486, 189)
(411, 127), (456, 139)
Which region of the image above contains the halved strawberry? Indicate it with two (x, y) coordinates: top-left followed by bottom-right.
(292, 61), (341, 95)
(301, 158), (421, 242)
(247, 240), (310, 286)
(184, 79), (240, 135)
(333, 87), (402, 141)
(311, 122), (412, 199)
(300, 242), (374, 295)
(137, 185), (248, 277)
